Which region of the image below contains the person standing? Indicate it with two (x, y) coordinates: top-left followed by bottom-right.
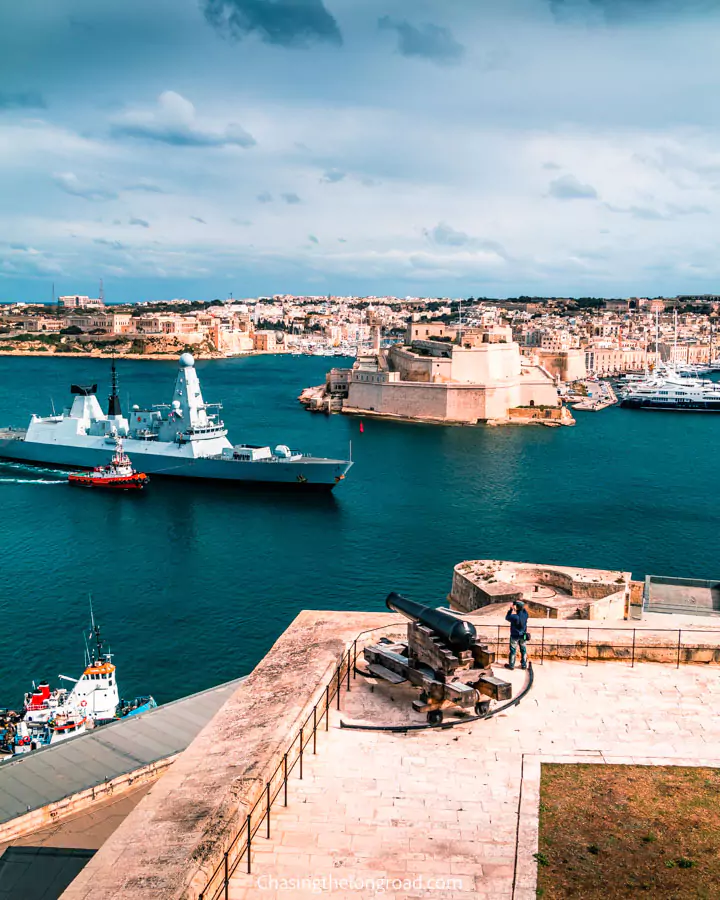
(505, 600), (529, 670)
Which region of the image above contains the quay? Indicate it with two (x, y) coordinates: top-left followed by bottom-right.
(1, 559), (715, 899)
(569, 379), (617, 412)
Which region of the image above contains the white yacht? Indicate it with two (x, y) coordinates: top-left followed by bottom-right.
(620, 367), (720, 411)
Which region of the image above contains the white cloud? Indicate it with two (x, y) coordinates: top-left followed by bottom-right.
(3, 1), (720, 297)
(53, 171), (117, 201)
(111, 91), (256, 149)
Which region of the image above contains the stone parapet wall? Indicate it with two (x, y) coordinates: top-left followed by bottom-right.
(520, 567), (624, 600)
(507, 406), (575, 425)
(451, 561), (631, 620)
(584, 591), (627, 620)
(472, 624), (720, 666)
(61, 611), (388, 900)
(451, 569), (523, 613)
(0, 757), (172, 846)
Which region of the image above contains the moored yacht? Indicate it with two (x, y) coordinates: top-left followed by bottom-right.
(620, 368), (720, 411)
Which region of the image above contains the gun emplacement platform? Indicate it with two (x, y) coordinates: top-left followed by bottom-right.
(360, 593), (512, 725)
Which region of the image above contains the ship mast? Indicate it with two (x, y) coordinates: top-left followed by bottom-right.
(88, 595), (108, 664)
(108, 355), (122, 417)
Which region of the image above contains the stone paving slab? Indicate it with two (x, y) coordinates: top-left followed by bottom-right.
(229, 661), (720, 900)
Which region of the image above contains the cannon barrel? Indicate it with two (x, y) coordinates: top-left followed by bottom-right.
(386, 592), (477, 651)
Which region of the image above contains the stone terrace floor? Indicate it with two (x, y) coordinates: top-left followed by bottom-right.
(228, 661), (720, 900)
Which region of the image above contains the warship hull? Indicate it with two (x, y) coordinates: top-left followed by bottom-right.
(0, 353), (352, 490)
(0, 433), (350, 489)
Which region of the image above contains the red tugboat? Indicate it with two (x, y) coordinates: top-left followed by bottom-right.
(69, 437), (149, 490)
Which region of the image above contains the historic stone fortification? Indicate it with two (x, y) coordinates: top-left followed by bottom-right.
(532, 348), (587, 382)
(48, 595), (720, 900)
(59, 610), (388, 900)
(451, 559), (631, 620)
(336, 324), (571, 425)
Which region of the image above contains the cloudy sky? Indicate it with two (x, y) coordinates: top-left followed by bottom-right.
(2, 0), (720, 302)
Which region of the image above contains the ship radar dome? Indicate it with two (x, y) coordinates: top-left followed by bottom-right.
(179, 352), (195, 368)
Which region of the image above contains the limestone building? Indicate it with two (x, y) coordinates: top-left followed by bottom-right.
(339, 323), (568, 425)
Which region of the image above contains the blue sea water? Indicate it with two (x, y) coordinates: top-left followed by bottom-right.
(0, 353), (719, 706)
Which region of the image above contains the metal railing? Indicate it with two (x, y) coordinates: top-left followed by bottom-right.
(483, 623), (720, 669)
(198, 641), (358, 900)
(196, 620), (720, 898)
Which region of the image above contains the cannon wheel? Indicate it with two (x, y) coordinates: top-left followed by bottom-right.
(475, 700), (490, 716)
(427, 709), (443, 725)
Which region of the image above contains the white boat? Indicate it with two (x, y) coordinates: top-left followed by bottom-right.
(620, 367), (720, 411)
(674, 363), (712, 377)
(1, 617), (156, 760)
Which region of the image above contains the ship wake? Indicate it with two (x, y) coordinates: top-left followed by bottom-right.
(0, 462), (69, 484)
(0, 477), (66, 485)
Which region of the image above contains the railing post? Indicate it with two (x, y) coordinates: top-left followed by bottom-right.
(224, 851), (229, 900)
(246, 814), (252, 875)
(353, 639), (357, 679)
(677, 630), (682, 668)
(541, 627), (545, 665)
(325, 684), (330, 730)
(631, 628), (636, 667)
(336, 668), (341, 710)
(299, 727), (304, 780)
(586, 627), (590, 666)
(313, 706), (317, 754)
(266, 782), (271, 839)
(283, 753), (288, 806)
(346, 652), (351, 691)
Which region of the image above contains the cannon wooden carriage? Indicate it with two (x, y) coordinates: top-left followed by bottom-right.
(362, 593), (512, 724)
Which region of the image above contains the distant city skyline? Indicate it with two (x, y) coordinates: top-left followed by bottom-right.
(2, 0), (720, 303)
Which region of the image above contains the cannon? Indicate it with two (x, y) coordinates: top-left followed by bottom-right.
(386, 592), (476, 652)
(362, 593), (512, 724)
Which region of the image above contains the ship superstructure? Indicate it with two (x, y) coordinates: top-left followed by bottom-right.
(59, 622), (121, 724)
(0, 353), (352, 488)
(68, 435), (149, 489)
(1, 618), (155, 760)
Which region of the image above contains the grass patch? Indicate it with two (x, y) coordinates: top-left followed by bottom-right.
(537, 764), (720, 899)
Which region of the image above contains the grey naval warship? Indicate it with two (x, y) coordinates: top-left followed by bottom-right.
(0, 353), (352, 489)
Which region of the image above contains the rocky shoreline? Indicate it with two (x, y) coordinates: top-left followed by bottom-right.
(0, 348), (289, 360)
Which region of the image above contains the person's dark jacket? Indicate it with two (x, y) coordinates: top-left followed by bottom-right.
(505, 607), (529, 640)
